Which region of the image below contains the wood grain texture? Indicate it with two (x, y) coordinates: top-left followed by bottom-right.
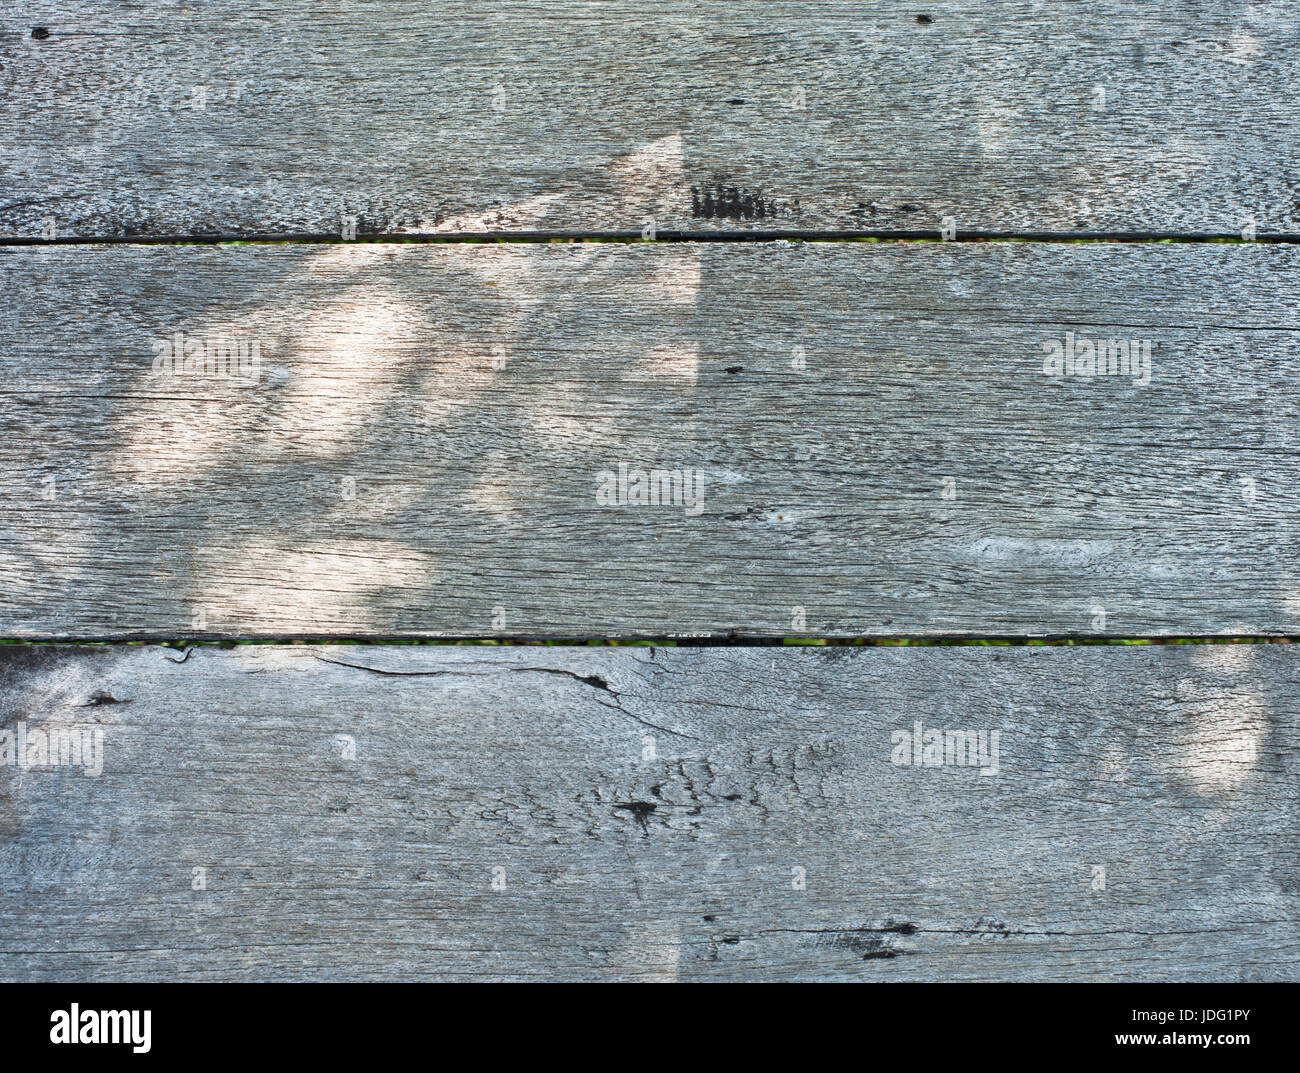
(3, 2), (1300, 238)
(0, 643), (1295, 981)
(3, 240), (1300, 639)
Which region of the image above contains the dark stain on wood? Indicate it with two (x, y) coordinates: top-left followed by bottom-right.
(81, 691), (128, 707)
(614, 800), (657, 835)
(831, 929), (909, 960)
(691, 184), (796, 220)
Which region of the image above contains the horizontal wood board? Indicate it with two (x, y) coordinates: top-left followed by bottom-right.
(3, 2), (1300, 238)
(1, 241), (1298, 638)
(0, 643), (1296, 981)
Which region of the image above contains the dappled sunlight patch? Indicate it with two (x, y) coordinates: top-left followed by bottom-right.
(1223, 27), (1265, 66)
(631, 344), (699, 384)
(609, 919), (681, 982)
(1283, 592), (1300, 624)
(305, 243), (407, 273)
(1170, 684), (1266, 797)
(276, 289), (424, 455)
(1191, 644), (1256, 675)
(190, 539), (437, 632)
(608, 133), (685, 224)
(430, 192), (568, 234)
(114, 280), (428, 477)
(639, 254), (702, 305)
(112, 306), (291, 483)
(5, 655), (102, 721)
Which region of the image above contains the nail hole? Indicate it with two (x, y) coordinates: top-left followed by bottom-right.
(32, 27), (51, 40)
(915, 14), (933, 25)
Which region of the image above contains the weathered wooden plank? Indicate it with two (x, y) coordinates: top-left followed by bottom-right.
(4, 2), (1300, 238)
(0, 643), (1294, 981)
(2, 241), (1299, 639)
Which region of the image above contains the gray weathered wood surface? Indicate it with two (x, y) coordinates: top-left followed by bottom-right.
(4, 2), (1300, 238)
(0, 643), (1294, 981)
(2, 241), (1299, 639)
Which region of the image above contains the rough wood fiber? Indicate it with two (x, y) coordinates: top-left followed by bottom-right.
(3, 2), (1300, 238)
(3, 241), (1300, 639)
(0, 643), (1294, 982)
